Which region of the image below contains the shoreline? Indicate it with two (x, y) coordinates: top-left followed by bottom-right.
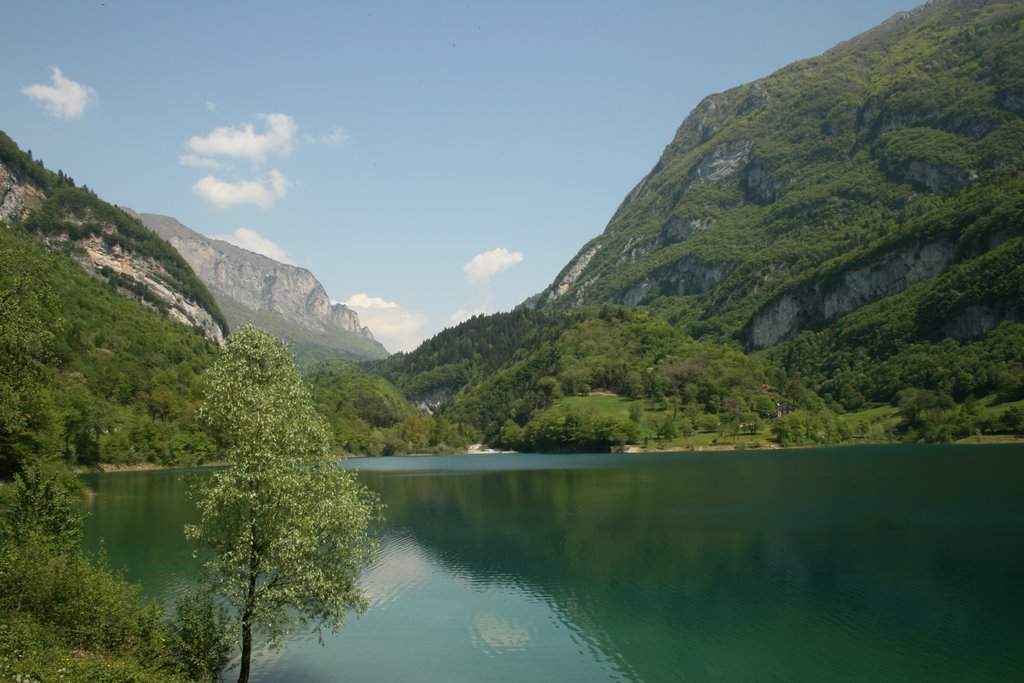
(75, 434), (1024, 474)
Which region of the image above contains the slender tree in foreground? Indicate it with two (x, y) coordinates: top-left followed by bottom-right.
(187, 325), (382, 683)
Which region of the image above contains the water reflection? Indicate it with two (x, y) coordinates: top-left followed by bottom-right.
(80, 447), (1024, 682)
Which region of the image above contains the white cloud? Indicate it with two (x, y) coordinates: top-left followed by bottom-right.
(463, 247), (524, 283)
(344, 293), (427, 353)
(187, 113), (297, 163)
(206, 100), (217, 113)
(209, 227), (293, 264)
(452, 247), (524, 323)
(305, 126), (350, 145)
(21, 67), (97, 119)
(341, 293), (398, 310)
(179, 153), (229, 169)
(193, 169), (291, 209)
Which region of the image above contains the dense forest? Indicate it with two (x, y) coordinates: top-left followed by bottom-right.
(371, 306), (1024, 450)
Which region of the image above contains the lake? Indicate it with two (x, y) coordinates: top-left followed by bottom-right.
(81, 446), (1024, 682)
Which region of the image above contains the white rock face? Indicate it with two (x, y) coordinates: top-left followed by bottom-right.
(695, 140), (754, 185)
(747, 239), (956, 349)
(549, 245), (602, 302)
(72, 233), (225, 344)
(0, 164), (45, 225)
(136, 212), (376, 341)
(822, 241), (954, 319)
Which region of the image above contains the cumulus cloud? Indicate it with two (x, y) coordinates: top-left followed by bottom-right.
(179, 153), (230, 169)
(343, 293), (427, 353)
(452, 247), (524, 323)
(21, 67), (97, 119)
(463, 247), (524, 283)
(209, 227), (293, 264)
(187, 113), (297, 163)
(342, 293), (398, 310)
(193, 169), (291, 209)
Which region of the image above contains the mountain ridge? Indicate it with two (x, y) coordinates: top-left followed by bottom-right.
(133, 211), (388, 363)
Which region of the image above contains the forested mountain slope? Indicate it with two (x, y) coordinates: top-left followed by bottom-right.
(529, 0), (1024, 352)
(0, 132), (231, 473)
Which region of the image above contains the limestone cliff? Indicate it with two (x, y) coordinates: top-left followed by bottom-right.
(133, 211), (387, 361)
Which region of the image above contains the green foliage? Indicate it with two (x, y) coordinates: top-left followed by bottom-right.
(0, 468), (193, 681)
(3, 464), (83, 552)
(435, 307), (813, 451)
(0, 235), (62, 476)
(0, 131), (50, 189)
(503, 404), (637, 452)
(0, 228), (221, 470)
(373, 309), (572, 401)
(770, 410), (852, 447)
(170, 591), (233, 682)
(188, 325), (383, 682)
(0, 131), (230, 471)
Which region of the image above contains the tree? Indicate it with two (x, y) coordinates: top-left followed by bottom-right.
(0, 235), (62, 476)
(186, 326), (382, 683)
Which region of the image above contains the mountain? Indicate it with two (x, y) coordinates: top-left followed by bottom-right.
(0, 133), (227, 345)
(133, 212), (388, 364)
(528, 0), (1024, 352)
(365, 0), (1024, 449)
(0, 131), (232, 473)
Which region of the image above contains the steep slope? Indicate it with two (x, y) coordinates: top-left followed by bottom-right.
(0, 132), (227, 344)
(530, 0), (1024, 350)
(134, 211), (388, 363)
(0, 209), (222, 474)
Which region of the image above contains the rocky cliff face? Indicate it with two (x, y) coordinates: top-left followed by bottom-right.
(1, 159), (225, 345)
(0, 164), (45, 225)
(134, 212), (386, 359)
(745, 240), (956, 348)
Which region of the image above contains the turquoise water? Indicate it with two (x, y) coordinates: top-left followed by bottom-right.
(81, 446), (1024, 681)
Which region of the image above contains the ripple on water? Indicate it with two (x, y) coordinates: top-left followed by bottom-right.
(358, 528), (433, 608)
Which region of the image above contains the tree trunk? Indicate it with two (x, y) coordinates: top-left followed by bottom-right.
(237, 617), (252, 683)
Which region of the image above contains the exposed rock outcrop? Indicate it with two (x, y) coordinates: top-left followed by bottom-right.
(0, 164), (45, 225)
(892, 160), (976, 194)
(694, 140), (754, 185)
(548, 245), (601, 304)
(746, 240), (956, 348)
(71, 233), (225, 344)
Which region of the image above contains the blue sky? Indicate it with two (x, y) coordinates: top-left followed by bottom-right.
(3, 0), (917, 352)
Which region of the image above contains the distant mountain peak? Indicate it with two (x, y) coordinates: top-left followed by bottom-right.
(133, 211), (388, 363)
